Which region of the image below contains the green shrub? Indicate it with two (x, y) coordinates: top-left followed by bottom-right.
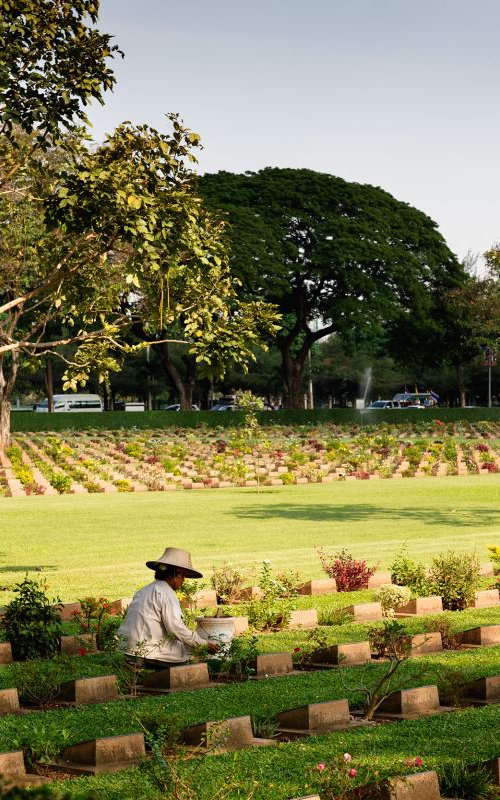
(210, 563), (246, 605)
(49, 471), (72, 493)
(428, 550), (480, 611)
(390, 549), (430, 596)
(376, 583), (412, 617)
(1, 577), (62, 660)
(439, 761), (497, 800)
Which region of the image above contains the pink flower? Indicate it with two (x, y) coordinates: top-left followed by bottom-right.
(406, 758), (414, 766)
(343, 753), (352, 762)
(414, 757), (423, 767)
(348, 768), (357, 778)
(317, 763), (326, 772)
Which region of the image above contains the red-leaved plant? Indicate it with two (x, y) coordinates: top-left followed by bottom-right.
(318, 548), (377, 591)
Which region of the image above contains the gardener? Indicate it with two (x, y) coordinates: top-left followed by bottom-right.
(118, 547), (219, 667)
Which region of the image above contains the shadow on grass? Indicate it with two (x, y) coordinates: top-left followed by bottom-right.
(229, 502), (500, 527)
(0, 565), (55, 573)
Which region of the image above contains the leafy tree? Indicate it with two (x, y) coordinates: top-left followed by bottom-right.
(200, 168), (466, 407)
(0, 1), (279, 447)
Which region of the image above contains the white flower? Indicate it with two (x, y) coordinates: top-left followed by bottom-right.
(343, 753), (352, 762)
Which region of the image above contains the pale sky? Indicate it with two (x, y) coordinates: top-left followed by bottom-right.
(89, 0), (500, 265)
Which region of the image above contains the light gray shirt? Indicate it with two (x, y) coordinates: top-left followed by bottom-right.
(117, 580), (206, 663)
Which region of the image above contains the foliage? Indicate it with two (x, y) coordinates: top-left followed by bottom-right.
(208, 634), (259, 681)
(390, 550), (430, 596)
(1, 577), (62, 660)
(438, 761), (497, 800)
(376, 584), (412, 617)
(424, 616), (462, 650)
(73, 596), (116, 650)
(486, 545), (500, 573)
(210, 564), (246, 605)
(342, 620), (413, 718)
(247, 561), (296, 630)
(200, 167), (465, 407)
(318, 547), (376, 591)
(428, 551), (480, 611)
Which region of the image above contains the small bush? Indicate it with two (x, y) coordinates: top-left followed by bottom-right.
(318, 547), (376, 591)
(428, 550), (480, 610)
(50, 472), (72, 494)
(1, 577), (62, 660)
(376, 583), (411, 617)
(210, 563), (246, 605)
(390, 549), (430, 595)
(439, 761), (497, 800)
(424, 616), (461, 650)
(487, 544), (500, 573)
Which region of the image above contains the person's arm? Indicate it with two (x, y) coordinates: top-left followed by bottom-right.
(160, 591), (208, 649)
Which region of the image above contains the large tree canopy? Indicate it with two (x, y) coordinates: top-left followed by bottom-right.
(0, 1), (279, 447)
(200, 168), (466, 407)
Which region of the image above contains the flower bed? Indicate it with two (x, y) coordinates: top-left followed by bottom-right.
(2, 421), (500, 496)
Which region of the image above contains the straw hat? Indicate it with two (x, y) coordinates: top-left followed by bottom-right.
(146, 547), (203, 579)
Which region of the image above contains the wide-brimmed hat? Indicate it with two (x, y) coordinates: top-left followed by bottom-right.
(146, 547), (203, 579)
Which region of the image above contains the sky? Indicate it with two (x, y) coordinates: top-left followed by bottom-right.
(88, 0), (500, 266)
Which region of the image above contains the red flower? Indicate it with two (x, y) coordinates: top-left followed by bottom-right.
(77, 648), (87, 656)
(348, 768), (357, 778)
(293, 647), (301, 652)
(414, 757), (423, 767)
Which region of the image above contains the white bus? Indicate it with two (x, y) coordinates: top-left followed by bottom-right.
(35, 394), (103, 412)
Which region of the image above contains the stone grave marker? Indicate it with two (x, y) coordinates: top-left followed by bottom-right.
(464, 675), (500, 705)
(470, 589), (500, 608)
(183, 715), (276, 752)
(377, 770), (441, 800)
(254, 652), (294, 677)
(288, 609), (318, 629)
(51, 732), (146, 775)
(298, 579), (337, 595)
(194, 590), (218, 609)
(140, 663), (211, 693)
(311, 641), (372, 667)
(461, 626), (500, 646)
(368, 571), (392, 589)
(108, 598), (132, 614)
(0, 642), (13, 664)
(236, 586), (263, 601)
(277, 699), (366, 738)
(57, 602), (82, 621)
(55, 676), (119, 705)
(232, 616), (249, 636)
(0, 751), (50, 788)
(345, 602), (383, 622)
(60, 634), (95, 656)
(407, 632), (443, 657)
(374, 685), (452, 720)
(0, 689), (20, 716)
(395, 596), (443, 616)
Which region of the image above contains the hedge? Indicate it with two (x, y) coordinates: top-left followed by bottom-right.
(10, 406), (500, 432)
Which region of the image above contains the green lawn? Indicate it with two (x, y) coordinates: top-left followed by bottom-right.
(1, 475), (500, 602)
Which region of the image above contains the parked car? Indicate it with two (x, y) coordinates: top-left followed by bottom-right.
(34, 394), (103, 412)
(209, 403), (236, 412)
(163, 404), (199, 411)
(362, 400), (402, 411)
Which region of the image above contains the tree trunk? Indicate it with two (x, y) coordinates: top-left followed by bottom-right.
(456, 362), (466, 408)
(0, 397), (10, 452)
(44, 357), (54, 413)
(158, 344), (195, 411)
(280, 343), (307, 409)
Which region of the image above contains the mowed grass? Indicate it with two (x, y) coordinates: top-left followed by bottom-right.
(1, 474), (500, 602)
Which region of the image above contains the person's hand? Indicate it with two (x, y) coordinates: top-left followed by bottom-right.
(207, 641), (220, 655)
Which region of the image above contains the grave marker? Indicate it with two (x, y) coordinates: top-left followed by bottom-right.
(277, 699), (367, 738)
(0, 689), (20, 715)
(0, 642), (13, 664)
(60, 634), (95, 656)
(298, 579), (337, 595)
(52, 733), (146, 775)
(470, 589), (500, 609)
(368, 571), (392, 589)
(55, 676), (119, 705)
(311, 641), (372, 667)
(0, 751), (50, 788)
(374, 685), (453, 720)
(345, 602), (383, 622)
(461, 626), (500, 646)
(140, 663), (211, 693)
(395, 596), (443, 616)
(255, 652), (294, 677)
(407, 632), (443, 657)
(288, 609), (318, 629)
(183, 715), (276, 752)
(378, 770), (441, 800)
(464, 675), (500, 705)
